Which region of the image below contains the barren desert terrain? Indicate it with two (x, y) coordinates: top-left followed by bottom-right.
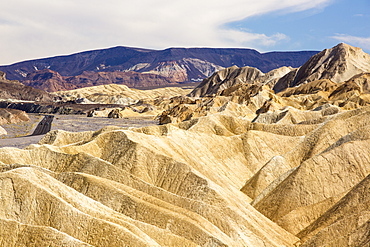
(0, 114), (157, 148)
(1, 43), (370, 246)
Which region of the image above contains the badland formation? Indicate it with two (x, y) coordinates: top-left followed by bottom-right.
(0, 43), (370, 246)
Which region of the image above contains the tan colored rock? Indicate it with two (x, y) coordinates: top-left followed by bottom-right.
(0, 108), (30, 125)
(53, 84), (191, 104)
(0, 121), (299, 246)
(0, 218), (92, 247)
(299, 173), (370, 246)
(1, 104), (369, 246)
(0, 126), (6, 136)
(251, 108), (370, 234)
(274, 43), (370, 92)
(0, 43), (370, 247)
(189, 66), (264, 97)
(189, 66), (293, 97)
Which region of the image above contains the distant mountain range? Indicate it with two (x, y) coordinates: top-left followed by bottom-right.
(0, 46), (318, 92)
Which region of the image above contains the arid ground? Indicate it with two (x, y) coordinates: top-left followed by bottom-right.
(0, 114), (157, 148)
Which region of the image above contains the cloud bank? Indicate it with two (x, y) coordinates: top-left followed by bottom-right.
(1, 0), (332, 64)
(332, 34), (370, 51)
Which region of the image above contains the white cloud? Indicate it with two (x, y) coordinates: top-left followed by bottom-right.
(219, 30), (289, 47)
(331, 34), (370, 51)
(0, 0), (332, 64)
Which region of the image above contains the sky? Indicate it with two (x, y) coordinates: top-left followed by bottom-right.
(0, 0), (369, 65)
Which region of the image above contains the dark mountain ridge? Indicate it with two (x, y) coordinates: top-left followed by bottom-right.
(0, 46), (318, 82)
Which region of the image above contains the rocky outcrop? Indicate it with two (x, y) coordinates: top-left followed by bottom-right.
(189, 66), (293, 97)
(0, 126), (6, 136)
(190, 43), (370, 97)
(0, 71), (56, 102)
(0, 84), (190, 118)
(0, 108), (30, 125)
(273, 43), (370, 92)
(50, 84), (192, 118)
(160, 70), (370, 125)
(189, 66), (264, 97)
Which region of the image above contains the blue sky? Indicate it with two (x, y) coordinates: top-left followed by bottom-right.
(0, 0), (369, 65)
(224, 0), (370, 52)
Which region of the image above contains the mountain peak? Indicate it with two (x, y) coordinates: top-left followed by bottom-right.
(334, 42), (351, 49)
(329, 42), (369, 60)
(273, 43), (370, 92)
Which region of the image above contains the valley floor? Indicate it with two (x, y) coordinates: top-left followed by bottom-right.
(0, 114), (157, 148)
